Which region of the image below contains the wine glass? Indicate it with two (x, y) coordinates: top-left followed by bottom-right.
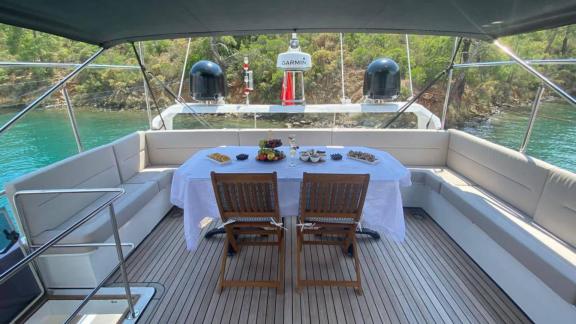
(288, 134), (297, 167)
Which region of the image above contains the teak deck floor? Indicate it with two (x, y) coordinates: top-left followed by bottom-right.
(110, 208), (530, 324)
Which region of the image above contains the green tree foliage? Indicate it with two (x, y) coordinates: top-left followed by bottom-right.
(0, 24), (573, 126)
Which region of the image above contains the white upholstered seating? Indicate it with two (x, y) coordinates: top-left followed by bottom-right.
(4, 128), (576, 320)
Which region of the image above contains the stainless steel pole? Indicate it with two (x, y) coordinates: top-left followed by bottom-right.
(0, 48), (105, 136)
(384, 38), (462, 129)
(519, 85), (545, 153)
(62, 86), (84, 152)
(494, 40), (576, 107)
(109, 204), (137, 319)
(339, 33), (347, 103)
(177, 38), (192, 99)
(405, 34), (414, 98)
(138, 42), (153, 130)
(441, 37), (460, 129)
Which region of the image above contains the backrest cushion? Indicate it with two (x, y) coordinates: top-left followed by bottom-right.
(145, 130), (239, 165)
(332, 129), (449, 166)
(112, 132), (147, 181)
(533, 167), (576, 247)
(447, 129), (551, 217)
(5, 145), (122, 237)
(238, 129), (332, 146)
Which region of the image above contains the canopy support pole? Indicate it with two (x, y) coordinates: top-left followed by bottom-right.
(405, 34), (414, 98)
(441, 37), (461, 129)
(384, 38), (462, 129)
(62, 86), (84, 152)
(131, 43), (167, 130)
(131, 43), (210, 129)
(493, 40), (576, 107)
(0, 48), (105, 136)
(177, 38), (192, 99)
(339, 33), (348, 103)
(519, 85), (545, 153)
(138, 42), (153, 130)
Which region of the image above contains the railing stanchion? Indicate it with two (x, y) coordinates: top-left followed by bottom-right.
(62, 86), (84, 152)
(519, 85), (545, 153)
(441, 37), (460, 129)
(109, 204), (137, 319)
(494, 40), (576, 107)
(0, 48), (105, 136)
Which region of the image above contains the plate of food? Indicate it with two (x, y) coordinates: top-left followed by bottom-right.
(207, 153), (232, 165)
(347, 150), (379, 165)
(256, 148), (285, 162)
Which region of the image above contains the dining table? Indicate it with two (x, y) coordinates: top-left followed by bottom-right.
(171, 146), (412, 251)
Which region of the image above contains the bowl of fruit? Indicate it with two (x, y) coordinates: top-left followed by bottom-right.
(259, 139), (282, 149)
(256, 148), (285, 162)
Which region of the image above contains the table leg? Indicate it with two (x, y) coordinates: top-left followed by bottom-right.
(347, 227), (380, 256)
(205, 228), (236, 255)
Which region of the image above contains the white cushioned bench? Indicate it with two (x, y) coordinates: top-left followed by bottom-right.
(5, 132), (173, 288)
(5, 128), (576, 323)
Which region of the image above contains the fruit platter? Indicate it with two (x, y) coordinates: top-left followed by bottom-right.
(207, 152), (232, 165)
(347, 150), (380, 165)
(299, 149), (326, 163)
(256, 148), (286, 162)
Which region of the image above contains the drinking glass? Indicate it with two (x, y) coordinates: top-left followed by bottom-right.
(288, 134), (297, 167)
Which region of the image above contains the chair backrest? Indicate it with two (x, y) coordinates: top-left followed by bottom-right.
(210, 172), (280, 221)
(299, 173), (370, 222)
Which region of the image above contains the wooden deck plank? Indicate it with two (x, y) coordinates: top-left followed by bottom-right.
(110, 208), (531, 324)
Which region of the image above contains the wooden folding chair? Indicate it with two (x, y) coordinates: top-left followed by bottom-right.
(296, 172), (370, 295)
(210, 172), (285, 293)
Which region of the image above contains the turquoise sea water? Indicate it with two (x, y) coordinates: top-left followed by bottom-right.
(461, 102), (576, 172)
(0, 104), (574, 227)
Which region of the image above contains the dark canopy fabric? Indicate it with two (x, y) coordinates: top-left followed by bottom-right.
(0, 0), (574, 47)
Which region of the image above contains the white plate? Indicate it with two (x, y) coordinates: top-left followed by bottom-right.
(347, 156), (380, 165)
(207, 155), (232, 165)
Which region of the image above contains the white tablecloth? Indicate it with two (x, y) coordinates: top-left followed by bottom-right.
(171, 146), (411, 250)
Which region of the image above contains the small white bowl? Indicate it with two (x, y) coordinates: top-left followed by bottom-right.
(309, 155), (321, 163)
(300, 153), (310, 161)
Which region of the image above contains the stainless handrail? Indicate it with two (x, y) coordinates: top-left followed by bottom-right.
(494, 40), (576, 107)
(453, 58), (576, 68)
(29, 242), (134, 249)
(0, 48), (105, 136)
(0, 187), (138, 321)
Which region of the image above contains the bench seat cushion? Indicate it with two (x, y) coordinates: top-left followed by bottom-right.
(410, 168), (474, 192)
(440, 183), (576, 304)
(125, 167), (176, 190)
(33, 182), (158, 247)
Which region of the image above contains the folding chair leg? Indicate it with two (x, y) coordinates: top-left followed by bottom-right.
(218, 237), (229, 293)
(225, 227), (240, 253)
(352, 235), (363, 296)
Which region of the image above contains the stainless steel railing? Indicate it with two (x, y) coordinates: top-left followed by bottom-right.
(0, 187), (139, 322)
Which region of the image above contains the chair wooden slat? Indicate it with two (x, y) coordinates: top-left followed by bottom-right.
(210, 172), (284, 293)
(296, 173), (370, 295)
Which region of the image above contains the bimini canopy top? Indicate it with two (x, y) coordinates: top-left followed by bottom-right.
(0, 0), (574, 47)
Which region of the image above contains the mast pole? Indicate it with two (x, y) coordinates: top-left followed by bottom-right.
(0, 48), (105, 136)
